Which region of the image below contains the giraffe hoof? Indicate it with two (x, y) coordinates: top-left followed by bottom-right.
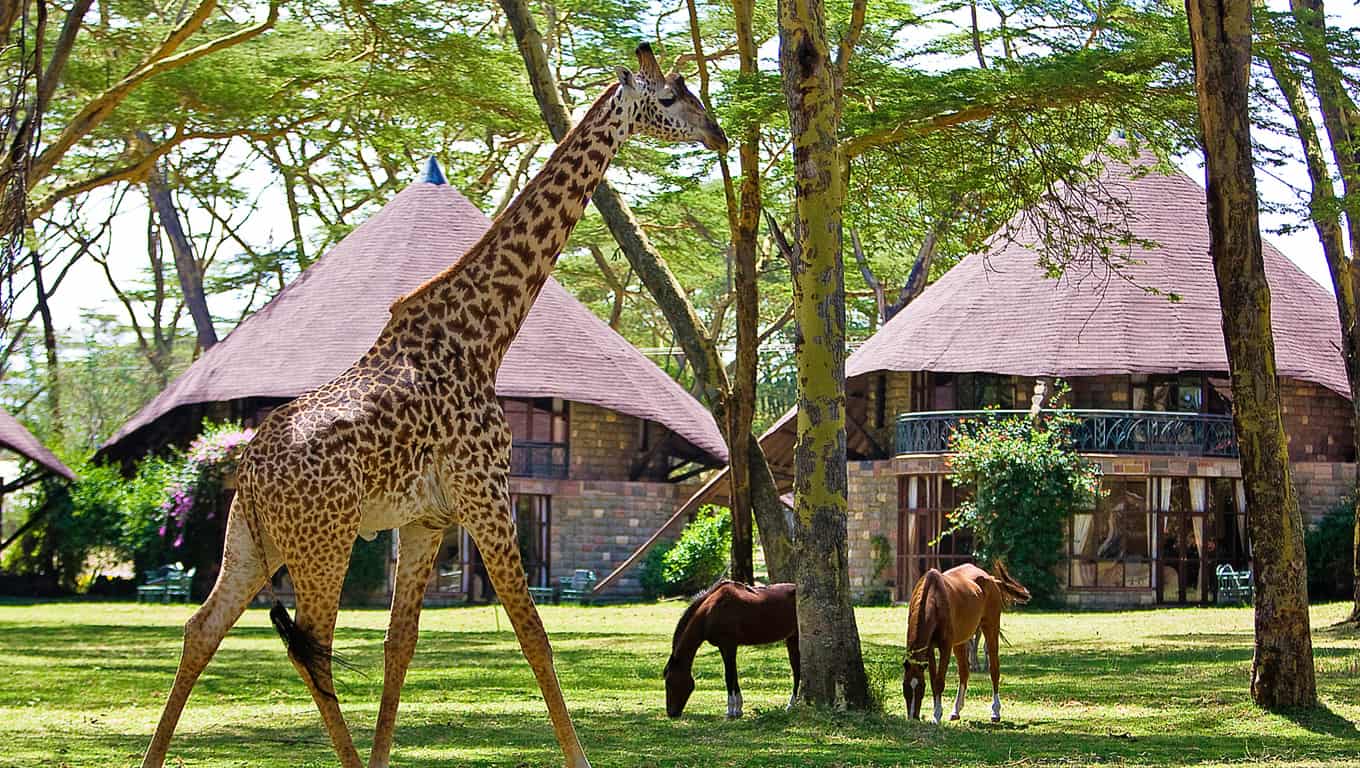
(991, 715), (1001, 723)
(950, 714), (960, 721)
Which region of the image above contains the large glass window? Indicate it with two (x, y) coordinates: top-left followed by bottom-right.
(897, 475), (973, 600)
(1131, 374), (1204, 413)
(1069, 479), (1151, 589)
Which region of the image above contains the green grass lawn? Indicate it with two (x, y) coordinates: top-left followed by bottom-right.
(0, 600), (1357, 767)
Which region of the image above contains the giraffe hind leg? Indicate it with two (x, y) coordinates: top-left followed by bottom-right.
(142, 506), (269, 768)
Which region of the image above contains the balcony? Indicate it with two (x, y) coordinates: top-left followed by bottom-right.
(510, 440), (570, 478)
(896, 410), (1238, 458)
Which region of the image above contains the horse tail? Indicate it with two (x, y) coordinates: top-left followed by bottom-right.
(990, 560), (1032, 608)
(908, 570), (940, 651)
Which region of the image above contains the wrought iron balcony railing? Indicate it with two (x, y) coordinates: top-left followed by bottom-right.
(510, 440), (570, 478)
(896, 410), (1238, 458)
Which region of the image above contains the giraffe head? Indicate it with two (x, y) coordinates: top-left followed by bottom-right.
(617, 43), (729, 153)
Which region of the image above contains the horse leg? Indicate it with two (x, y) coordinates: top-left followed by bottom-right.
(968, 627), (984, 672)
(984, 617), (1002, 722)
(720, 644), (742, 718)
(950, 643), (969, 721)
(931, 645), (949, 724)
(784, 635), (800, 710)
(142, 510), (267, 767)
(369, 524), (442, 768)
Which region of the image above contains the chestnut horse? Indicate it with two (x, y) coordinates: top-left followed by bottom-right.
(903, 563), (1029, 723)
(663, 581), (797, 718)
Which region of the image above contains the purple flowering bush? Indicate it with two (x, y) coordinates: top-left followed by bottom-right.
(158, 422), (254, 551)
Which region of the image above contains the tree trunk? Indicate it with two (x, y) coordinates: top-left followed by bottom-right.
(29, 248), (61, 440)
(499, 0), (795, 582)
(1285, 0), (1360, 624)
(1186, 0), (1316, 707)
(144, 154), (217, 350)
(1262, 10), (1360, 625)
(778, 0), (870, 709)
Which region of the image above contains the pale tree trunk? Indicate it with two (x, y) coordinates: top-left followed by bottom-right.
(498, 0), (795, 582)
(144, 151), (217, 351)
(778, 0), (870, 709)
(1262, 11), (1360, 623)
(1186, 0), (1316, 707)
(1285, 0), (1360, 624)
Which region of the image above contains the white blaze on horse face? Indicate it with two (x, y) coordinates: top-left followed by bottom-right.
(933, 694), (943, 724)
(992, 691), (1002, 722)
(727, 692), (743, 719)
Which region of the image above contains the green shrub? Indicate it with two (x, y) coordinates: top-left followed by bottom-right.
(947, 412), (1101, 604)
(639, 506), (730, 598)
(1306, 496), (1355, 602)
(344, 531), (392, 603)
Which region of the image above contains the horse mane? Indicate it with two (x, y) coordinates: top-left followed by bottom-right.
(671, 581), (730, 649)
(907, 570), (940, 652)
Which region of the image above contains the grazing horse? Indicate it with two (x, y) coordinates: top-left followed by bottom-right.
(903, 563), (1030, 724)
(663, 581), (798, 718)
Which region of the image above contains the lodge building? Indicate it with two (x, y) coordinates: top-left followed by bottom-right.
(640, 154), (1354, 607)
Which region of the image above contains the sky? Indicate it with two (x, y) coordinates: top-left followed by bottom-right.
(9, 1), (1360, 348)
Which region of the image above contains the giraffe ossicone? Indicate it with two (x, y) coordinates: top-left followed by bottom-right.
(140, 43), (725, 768)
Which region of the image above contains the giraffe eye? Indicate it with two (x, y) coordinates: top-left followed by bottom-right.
(657, 90), (676, 108)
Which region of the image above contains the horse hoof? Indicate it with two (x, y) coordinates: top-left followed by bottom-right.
(950, 714), (960, 721)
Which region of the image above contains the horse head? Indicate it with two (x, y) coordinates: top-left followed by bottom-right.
(902, 649), (930, 719)
(663, 656), (696, 718)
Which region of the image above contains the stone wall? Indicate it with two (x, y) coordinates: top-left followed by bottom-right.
(846, 460), (899, 600)
(511, 476), (697, 598)
(1292, 461), (1356, 524)
(568, 402), (640, 481)
(1279, 379), (1355, 463)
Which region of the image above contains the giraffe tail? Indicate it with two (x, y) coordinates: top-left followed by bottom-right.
(269, 601), (360, 700)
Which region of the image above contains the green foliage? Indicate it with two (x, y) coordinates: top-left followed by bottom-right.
(1306, 496), (1355, 601)
(947, 412), (1101, 604)
(640, 506), (731, 598)
(344, 531), (392, 603)
(1, 454), (177, 591)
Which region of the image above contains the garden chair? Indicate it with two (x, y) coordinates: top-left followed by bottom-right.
(137, 563), (185, 603)
(163, 567), (196, 602)
(558, 569), (597, 605)
(528, 581), (558, 605)
(1215, 564), (1253, 605)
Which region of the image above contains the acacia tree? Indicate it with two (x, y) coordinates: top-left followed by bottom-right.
(778, 0), (870, 709)
(1259, 1), (1360, 624)
(1186, 0), (1316, 707)
(497, 0), (798, 582)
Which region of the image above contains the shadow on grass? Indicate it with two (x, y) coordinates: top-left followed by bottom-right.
(1278, 703), (1360, 738)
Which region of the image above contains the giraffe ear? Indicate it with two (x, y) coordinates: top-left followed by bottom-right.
(635, 42), (665, 82)
(616, 66), (636, 91)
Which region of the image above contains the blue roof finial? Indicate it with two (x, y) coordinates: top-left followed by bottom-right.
(421, 156), (447, 186)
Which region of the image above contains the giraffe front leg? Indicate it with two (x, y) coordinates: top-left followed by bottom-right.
(369, 524), (443, 768)
(465, 481), (591, 768)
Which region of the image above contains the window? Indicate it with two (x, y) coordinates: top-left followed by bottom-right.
(429, 493), (553, 599)
(1069, 479), (1151, 589)
(956, 373), (1018, 410)
(897, 475), (973, 599)
(1131, 374), (1204, 413)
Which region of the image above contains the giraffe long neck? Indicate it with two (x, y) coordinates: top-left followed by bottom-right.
(391, 84), (632, 370)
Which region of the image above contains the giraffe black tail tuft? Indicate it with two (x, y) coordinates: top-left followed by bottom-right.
(269, 600), (359, 700)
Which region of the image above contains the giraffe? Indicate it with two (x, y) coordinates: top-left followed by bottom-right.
(140, 44), (726, 768)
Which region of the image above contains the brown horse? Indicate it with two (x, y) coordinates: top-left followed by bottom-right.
(903, 562), (1029, 723)
(663, 581), (798, 718)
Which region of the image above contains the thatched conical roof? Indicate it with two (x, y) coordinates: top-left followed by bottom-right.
(0, 411), (75, 480)
(103, 165), (726, 462)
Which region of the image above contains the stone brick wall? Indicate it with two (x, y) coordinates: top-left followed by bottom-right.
(1291, 461), (1356, 525)
(1279, 379), (1354, 463)
(846, 460), (900, 600)
(510, 476), (698, 598)
(568, 402), (640, 481)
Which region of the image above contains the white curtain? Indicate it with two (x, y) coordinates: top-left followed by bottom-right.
(907, 477), (920, 589)
(1235, 480), (1249, 554)
(1189, 479), (1206, 554)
